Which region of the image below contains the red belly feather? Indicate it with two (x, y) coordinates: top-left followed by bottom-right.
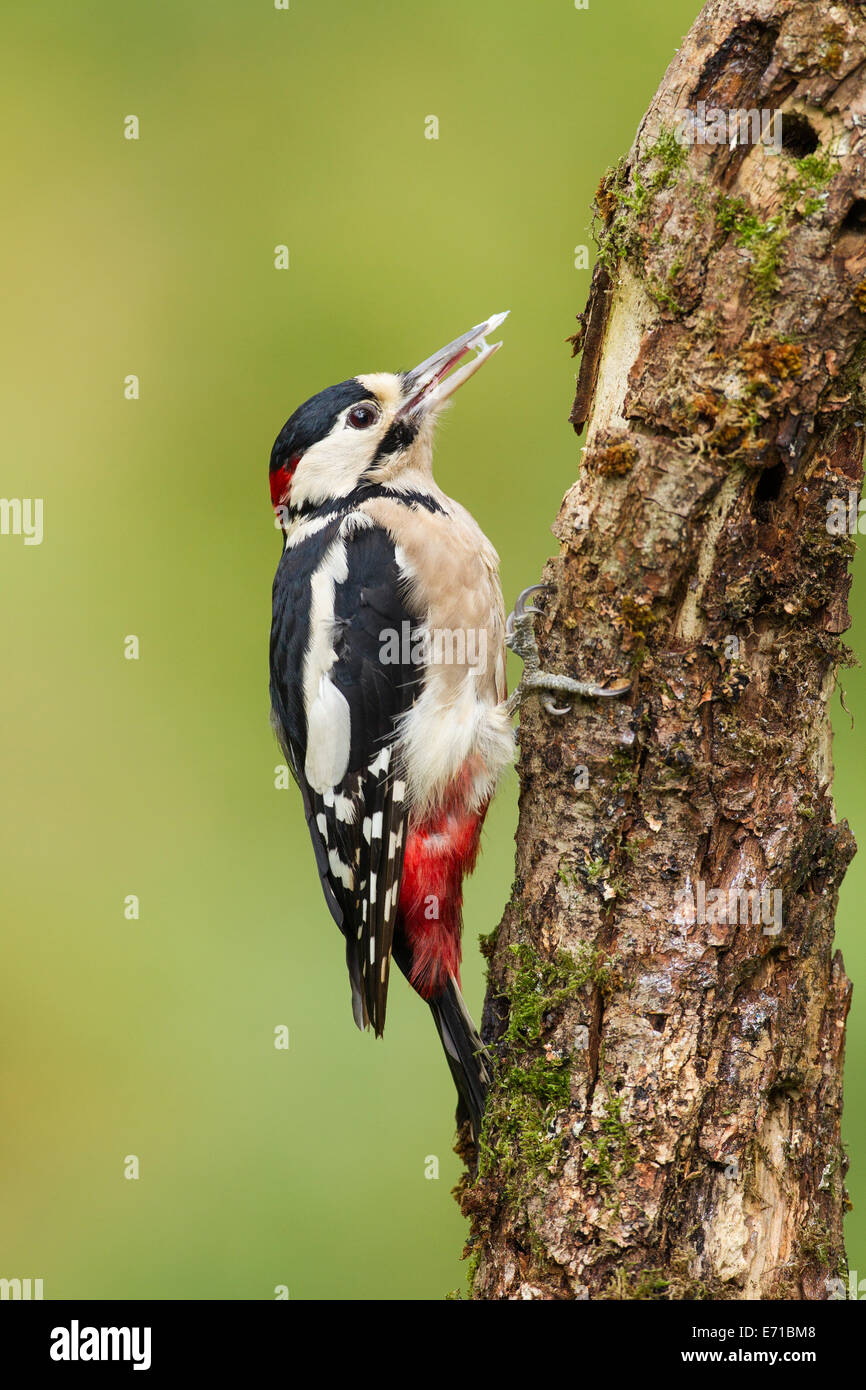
(398, 769), (489, 998)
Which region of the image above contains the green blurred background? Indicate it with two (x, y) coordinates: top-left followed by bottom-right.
(1, 0), (863, 1300)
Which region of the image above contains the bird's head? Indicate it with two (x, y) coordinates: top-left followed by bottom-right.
(269, 311), (508, 522)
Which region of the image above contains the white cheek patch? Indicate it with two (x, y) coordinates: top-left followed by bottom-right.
(287, 381), (401, 511)
(290, 432), (372, 510)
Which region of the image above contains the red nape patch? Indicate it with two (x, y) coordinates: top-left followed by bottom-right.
(270, 453), (301, 511)
(398, 799), (488, 999)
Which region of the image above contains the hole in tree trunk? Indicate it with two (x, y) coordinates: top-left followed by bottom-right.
(752, 462), (786, 515)
(841, 198), (866, 235)
(780, 112), (819, 159)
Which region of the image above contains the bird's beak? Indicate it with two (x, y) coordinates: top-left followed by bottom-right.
(397, 311), (509, 419)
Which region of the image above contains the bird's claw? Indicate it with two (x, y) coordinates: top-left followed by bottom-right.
(505, 582), (631, 718)
(505, 583), (552, 646)
(544, 698), (573, 717)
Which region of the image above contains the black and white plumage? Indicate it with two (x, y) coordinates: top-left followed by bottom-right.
(270, 513), (423, 1033)
(268, 316), (518, 1138)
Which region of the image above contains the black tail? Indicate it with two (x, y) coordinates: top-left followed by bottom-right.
(428, 976), (492, 1142)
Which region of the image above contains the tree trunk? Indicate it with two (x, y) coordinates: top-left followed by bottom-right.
(461, 0), (864, 1301)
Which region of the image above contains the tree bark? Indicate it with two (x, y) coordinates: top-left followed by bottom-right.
(461, 0), (865, 1300)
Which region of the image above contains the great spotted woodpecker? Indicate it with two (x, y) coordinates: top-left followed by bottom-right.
(268, 314), (625, 1138)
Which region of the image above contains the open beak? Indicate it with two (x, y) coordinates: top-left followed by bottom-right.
(397, 311), (509, 419)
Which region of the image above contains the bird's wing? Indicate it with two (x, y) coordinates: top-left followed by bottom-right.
(270, 517), (423, 1035)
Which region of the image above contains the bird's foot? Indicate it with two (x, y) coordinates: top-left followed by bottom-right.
(505, 584), (631, 717)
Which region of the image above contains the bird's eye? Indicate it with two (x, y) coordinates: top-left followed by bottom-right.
(347, 404), (380, 430)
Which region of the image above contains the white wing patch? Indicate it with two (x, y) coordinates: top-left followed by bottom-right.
(303, 535), (351, 792)
(305, 674), (351, 791)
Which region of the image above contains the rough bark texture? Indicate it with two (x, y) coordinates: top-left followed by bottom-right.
(460, 0), (866, 1300)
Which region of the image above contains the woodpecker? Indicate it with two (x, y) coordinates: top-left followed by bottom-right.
(268, 314), (625, 1138)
